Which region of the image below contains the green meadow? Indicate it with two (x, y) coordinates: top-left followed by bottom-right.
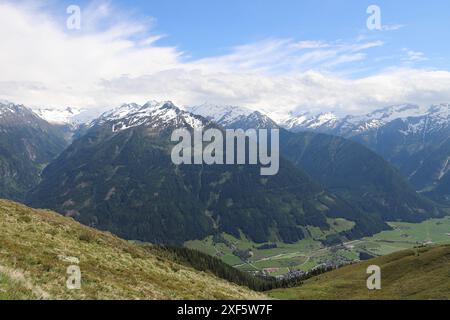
(185, 216), (450, 275)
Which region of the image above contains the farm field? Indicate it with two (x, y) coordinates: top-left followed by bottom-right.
(185, 216), (450, 276)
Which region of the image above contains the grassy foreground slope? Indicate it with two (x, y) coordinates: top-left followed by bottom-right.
(0, 200), (265, 300)
(269, 245), (450, 300)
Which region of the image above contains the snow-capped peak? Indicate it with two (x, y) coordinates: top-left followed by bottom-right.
(0, 101), (51, 129)
(308, 112), (339, 129)
(282, 103), (450, 136)
(282, 112), (309, 129)
(186, 103), (278, 129)
(281, 104), (429, 134)
(281, 111), (339, 131)
(94, 101), (207, 132)
(406, 103), (450, 134)
(330, 104), (425, 134)
(0, 101), (33, 117)
(186, 104), (254, 125)
(99, 103), (143, 121)
(427, 103), (450, 117)
(144, 100), (169, 109)
(361, 104), (426, 123)
(32, 106), (85, 125)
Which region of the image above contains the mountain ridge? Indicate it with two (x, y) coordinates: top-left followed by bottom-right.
(1, 99), (445, 247)
(280, 103), (450, 204)
(28, 101), (382, 245)
(186, 104), (279, 129)
(28, 100), (447, 247)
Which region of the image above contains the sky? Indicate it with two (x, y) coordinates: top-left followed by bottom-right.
(1, 0), (450, 120)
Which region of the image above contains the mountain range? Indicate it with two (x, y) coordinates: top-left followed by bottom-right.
(0, 99), (448, 247)
(279, 104), (450, 205)
(187, 103), (446, 223)
(28, 101), (367, 244)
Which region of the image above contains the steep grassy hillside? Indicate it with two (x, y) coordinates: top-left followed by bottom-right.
(269, 244), (450, 300)
(0, 199), (266, 300)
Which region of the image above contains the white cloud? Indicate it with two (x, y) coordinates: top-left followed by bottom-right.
(98, 68), (450, 122)
(193, 39), (383, 74)
(402, 49), (428, 63)
(0, 1), (449, 121)
(381, 24), (405, 31)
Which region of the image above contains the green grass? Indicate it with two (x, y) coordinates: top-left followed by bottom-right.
(185, 217), (450, 276)
(0, 199), (266, 300)
(252, 256), (308, 269)
(307, 218), (356, 240)
(0, 272), (36, 300)
(358, 216), (450, 256)
(269, 244), (450, 300)
(185, 218), (360, 275)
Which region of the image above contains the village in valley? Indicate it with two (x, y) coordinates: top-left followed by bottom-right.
(186, 217), (450, 279)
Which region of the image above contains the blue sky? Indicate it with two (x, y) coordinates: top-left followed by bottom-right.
(1, 0), (450, 117)
(51, 0), (449, 70)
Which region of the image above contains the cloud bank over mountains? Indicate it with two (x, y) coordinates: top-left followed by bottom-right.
(1, 1), (450, 121)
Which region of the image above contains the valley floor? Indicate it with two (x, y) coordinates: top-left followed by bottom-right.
(185, 217), (450, 277)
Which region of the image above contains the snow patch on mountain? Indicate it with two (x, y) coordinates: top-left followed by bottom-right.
(281, 104), (435, 135)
